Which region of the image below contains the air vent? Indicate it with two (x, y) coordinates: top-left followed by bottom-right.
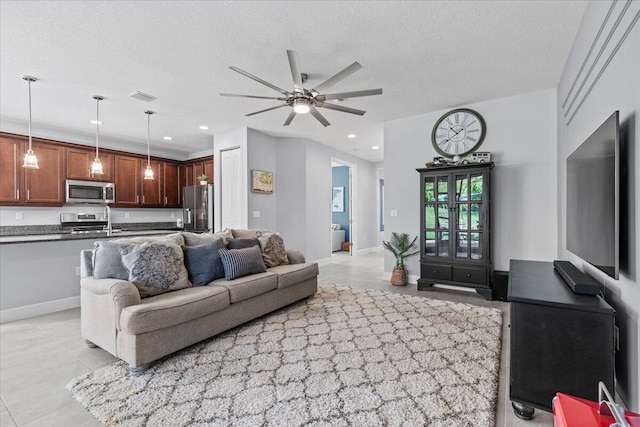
(129, 91), (157, 102)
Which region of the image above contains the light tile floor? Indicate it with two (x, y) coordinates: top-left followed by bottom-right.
(0, 250), (553, 426)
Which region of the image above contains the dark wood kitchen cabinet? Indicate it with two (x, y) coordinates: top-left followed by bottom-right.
(140, 160), (163, 207)
(183, 157), (214, 186)
(163, 162), (181, 207)
(66, 146), (114, 182)
(0, 136), (23, 204)
(114, 155), (140, 206)
(416, 163), (493, 299)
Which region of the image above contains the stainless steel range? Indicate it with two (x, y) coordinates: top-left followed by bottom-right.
(60, 212), (109, 234)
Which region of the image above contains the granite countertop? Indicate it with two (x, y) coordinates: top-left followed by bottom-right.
(0, 223), (185, 245)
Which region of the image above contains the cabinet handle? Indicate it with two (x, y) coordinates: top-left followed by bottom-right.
(165, 196), (168, 205)
(27, 190), (30, 201)
(16, 189), (19, 199)
(142, 195), (145, 204)
(136, 195), (139, 204)
(467, 273), (471, 277)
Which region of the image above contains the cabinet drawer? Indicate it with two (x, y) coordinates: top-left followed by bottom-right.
(453, 266), (487, 285)
(421, 263), (452, 281)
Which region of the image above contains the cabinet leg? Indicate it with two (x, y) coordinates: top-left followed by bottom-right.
(511, 401), (535, 420)
(475, 287), (493, 301)
(417, 281), (434, 291)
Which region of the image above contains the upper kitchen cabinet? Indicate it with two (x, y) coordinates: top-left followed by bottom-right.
(66, 146), (114, 182)
(163, 162), (181, 207)
(140, 160), (163, 207)
(0, 135), (66, 206)
(24, 140), (66, 205)
(114, 155), (140, 206)
(0, 136), (24, 204)
(183, 157), (214, 186)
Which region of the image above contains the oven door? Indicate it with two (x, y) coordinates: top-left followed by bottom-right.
(66, 180), (114, 204)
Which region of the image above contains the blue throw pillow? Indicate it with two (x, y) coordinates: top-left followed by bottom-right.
(219, 246), (266, 280)
(93, 241), (131, 280)
(182, 239), (225, 286)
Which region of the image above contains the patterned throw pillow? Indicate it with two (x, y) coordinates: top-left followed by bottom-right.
(218, 246), (266, 280)
(120, 241), (191, 297)
(227, 238), (260, 250)
(182, 239), (225, 286)
(93, 241), (131, 280)
(256, 231), (289, 268)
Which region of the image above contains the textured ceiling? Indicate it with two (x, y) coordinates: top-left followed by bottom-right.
(0, 1), (586, 162)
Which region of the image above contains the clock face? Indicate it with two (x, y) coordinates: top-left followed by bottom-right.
(431, 108), (486, 158)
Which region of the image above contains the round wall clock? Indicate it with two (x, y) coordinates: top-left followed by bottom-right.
(431, 108), (486, 159)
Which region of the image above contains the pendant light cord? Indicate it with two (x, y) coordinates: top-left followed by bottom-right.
(147, 112), (151, 166)
(27, 79), (33, 151)
(95, 97), (100, 158)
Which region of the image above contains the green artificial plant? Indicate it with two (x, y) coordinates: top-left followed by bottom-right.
(382, 232), (420, 269)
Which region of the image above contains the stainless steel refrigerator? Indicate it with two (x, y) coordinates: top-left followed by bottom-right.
(182, 185), (213, 232)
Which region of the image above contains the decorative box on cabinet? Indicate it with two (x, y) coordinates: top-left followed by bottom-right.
(416, 163), (493, 299)
(509, 260), (615, 419)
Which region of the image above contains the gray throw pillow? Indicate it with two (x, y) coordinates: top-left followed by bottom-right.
(219, 246), (266, 280)
(93, 241), (131, 280)
(231, 228), (270, 239)
(120, 241), (191, 297)
(182, 239), (225, 286)
(256, 231), (289, 268)
(227, 238), (260, 250)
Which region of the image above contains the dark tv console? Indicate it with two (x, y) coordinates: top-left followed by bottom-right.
(508, 260), (615, 419)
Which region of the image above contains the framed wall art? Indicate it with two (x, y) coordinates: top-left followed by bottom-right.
(252, 170), (274, 194)
(332, 186), (344, 212)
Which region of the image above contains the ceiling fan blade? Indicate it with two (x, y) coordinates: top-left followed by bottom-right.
(220, 93), (287, 100)
(286, 50), (304, 93)
(283, 110), (296, 126)
(316, 102), (366, 116)
(312, 62), (362, 93)
(309, 107), (330, 127)
(229, 66), (290, 96)
(315, 88), (383, 102)
(246, 104), (288, 117)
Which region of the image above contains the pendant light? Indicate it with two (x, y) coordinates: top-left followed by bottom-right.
(143, 110), (154, 180)
(22, 76), (39, 169)
(90, 95), (105, 175)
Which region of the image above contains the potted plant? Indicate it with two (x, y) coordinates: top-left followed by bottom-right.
(382, 232), (420, 286)
(197, 174), (208, 185)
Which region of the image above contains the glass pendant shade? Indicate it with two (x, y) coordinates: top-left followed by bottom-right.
(22, 76), (39, 169)
(144, 110), (155, 180)
(144, 165), (154, 180)
(90, 158), (104, 175)
(91, 95), (105, 175)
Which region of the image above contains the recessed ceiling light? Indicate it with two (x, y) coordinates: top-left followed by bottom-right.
(199, 125), (209, 130)
(90, 120), (103, 125)
(347, 134), (356, 139)
(372, 146), (380, 150)
(163, 136), (173, 141)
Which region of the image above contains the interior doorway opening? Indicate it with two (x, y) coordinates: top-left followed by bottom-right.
(331, 159), (356, 260)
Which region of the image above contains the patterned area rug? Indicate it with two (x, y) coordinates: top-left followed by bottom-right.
(67, 284), (502, 426)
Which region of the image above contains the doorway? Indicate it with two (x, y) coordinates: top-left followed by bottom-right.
(331, 159), (356, 260)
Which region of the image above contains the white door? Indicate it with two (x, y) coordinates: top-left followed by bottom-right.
(221, 148), (242, 229)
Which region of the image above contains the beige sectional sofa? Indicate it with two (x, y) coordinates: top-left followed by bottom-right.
(79, 230), (318, 373)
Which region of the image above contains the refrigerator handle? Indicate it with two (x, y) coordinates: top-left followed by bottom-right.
(185, 208), (192, 224)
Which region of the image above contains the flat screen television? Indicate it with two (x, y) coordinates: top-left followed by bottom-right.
(566, 111), (619, 279)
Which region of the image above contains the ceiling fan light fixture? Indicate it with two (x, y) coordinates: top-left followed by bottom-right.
(292, 99), (310, 114)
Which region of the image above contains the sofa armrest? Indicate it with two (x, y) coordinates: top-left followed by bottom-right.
(286, 249), (306, 264)
(80, 249), (94, 279)
(81, 277), (141, 330)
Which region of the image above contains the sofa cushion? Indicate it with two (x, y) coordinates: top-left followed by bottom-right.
(227, 238), (260, 250)
(210, 272), (277, 303)
(219, 246), (266, 280)
(182, 239), (225, 286)
(267, 263), (319, 289)
(113, 232), (185, 246)
(231, 228), (270, 239)
(182, 232), (223, 247)
(256, 231), (289, 268)
(212, 228), (234, 245)
(93, 241), (130, 280)
(120, 286), (229, 335)
(120, 241), (191, 298)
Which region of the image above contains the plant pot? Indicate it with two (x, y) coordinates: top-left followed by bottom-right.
(200, 181), (208, 185)
(390, 267), (408, 286)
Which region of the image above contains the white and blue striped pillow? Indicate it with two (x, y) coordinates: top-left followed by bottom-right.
(219, 246), (267, 280)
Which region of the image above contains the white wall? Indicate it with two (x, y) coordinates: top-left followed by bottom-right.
(247, 129), (277, 231)
(383, 88), (558, 277)
(275, 138), (307, 253)
(556, 0), (639, 410)
(374, 162), (384, 246)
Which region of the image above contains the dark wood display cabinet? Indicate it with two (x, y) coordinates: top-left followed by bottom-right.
(416, 163), (493, 299)
(508, 259), (615, 419)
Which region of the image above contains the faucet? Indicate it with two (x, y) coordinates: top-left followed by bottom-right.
(103, 205), (112, 236)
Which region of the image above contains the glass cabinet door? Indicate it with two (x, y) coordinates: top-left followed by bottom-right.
(455, 173), (484, 260)
(423, 175), (451, 258)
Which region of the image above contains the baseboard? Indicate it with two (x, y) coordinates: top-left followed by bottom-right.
(315, 257), (332, 266)
(355, 247), (378, 255)
(0, 296), (80, 324)
(380, 273), (420, 285)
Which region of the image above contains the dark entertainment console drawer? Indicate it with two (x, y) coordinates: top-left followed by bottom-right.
(420, 263), (452, 281)
(453, 266), (487, 285)
(508, 260), (615, 417)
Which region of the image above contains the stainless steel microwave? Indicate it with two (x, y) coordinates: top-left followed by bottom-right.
(65, 180), (115, 204)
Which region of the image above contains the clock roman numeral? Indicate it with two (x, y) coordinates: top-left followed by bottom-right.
(467, 129), (479, 133)
(466, 136), (477, 142)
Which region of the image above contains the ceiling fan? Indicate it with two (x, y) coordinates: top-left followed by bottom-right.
(220, 50), (382, 127)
